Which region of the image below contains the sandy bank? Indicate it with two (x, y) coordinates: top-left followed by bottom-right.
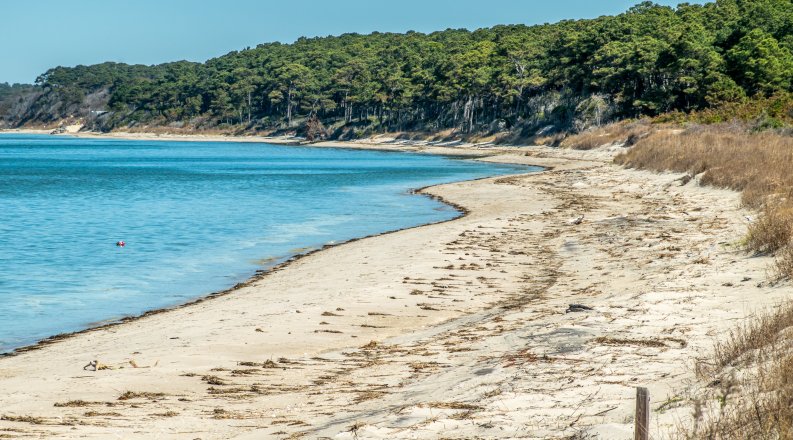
(0, 138), (784, 439)
(0, 128), (304, 145)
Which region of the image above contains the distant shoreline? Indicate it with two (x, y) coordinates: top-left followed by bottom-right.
(0, 128), (519, 159)
(0, 128), (305, 145)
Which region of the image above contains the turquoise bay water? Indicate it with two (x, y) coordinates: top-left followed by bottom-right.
(0, 134), (535, 352)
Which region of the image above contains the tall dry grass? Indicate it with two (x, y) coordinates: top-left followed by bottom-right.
(711, 304), (793, 370)
(560, 119), (652, 150)
(610, 123), (793, 436)
(745, 206), (793, 256)
(614, 124), (793, 269)
(615, 125), (793, 209)
(686, 303), (793, 439)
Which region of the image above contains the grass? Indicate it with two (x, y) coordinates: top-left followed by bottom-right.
(659, 93), (793, 128)
(685, 303), (793, 439)
(745, 206), (793, 255)
(592, 115), (793, 438)
(613, 123), (793, 277)
(614, 124), (793, 209)
(560, 119), (653, 150)
(710, 303), (793, 371)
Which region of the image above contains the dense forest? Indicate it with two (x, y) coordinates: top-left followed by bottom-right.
(2, 0), (793, 139)
(0, 83), (39, 126)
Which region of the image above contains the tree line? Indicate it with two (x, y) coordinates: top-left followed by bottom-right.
(5, 0), (793, 137)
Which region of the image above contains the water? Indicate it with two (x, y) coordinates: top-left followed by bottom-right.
(0, 134), (536, 352)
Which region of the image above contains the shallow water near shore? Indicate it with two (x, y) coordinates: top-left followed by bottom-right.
(0, 134), (534, 352)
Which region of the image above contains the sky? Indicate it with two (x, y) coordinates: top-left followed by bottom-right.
(0, 0), (706, 84)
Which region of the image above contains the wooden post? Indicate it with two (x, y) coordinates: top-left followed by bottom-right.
(635, 387), (650, 440)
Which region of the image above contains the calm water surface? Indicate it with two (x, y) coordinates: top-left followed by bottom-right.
(0, 134), (536, 352)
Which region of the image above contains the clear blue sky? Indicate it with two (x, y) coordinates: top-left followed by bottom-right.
(0, 0), (706, 84)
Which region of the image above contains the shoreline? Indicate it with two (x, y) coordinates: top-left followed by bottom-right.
(0, 129), (538, 356)
(0, 173), (506, 358)
(0, 128), (305, 145)
(0, 132), (785, 439)
(0, 128), (517, 155)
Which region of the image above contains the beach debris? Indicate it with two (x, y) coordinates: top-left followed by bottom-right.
(201, 375), (227, 385)
(593, 336), (666, 348)
(54, 400), (102, 408)
(568, 215), (585, 225)
(83, 360), (112, 371)
(566, 304), (594, 313)
(152, 411), (179, 418)
(1, 414), (46, 424)
(347, 421), (366, 438)
(117, 391), (165, 401)
(353, 390), (389, 404)
(421, 401), (483, 411)
(129, 359), (159, 368)
(84, 410), (122, 417)
(361, 340), (378, 350)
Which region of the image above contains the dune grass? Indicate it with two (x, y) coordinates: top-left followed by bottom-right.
(686, 303), (793, 439)
(559, 119), (654, 150)
(589, 119), (793, 438)
(613, 124), (793, 276)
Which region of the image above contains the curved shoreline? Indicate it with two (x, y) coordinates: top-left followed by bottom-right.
(2, 137), (778, 439)
(0, 144), (540, 357)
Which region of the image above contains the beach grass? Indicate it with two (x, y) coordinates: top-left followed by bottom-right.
(602, 121), (793, 438)
(612, 123), (793, 277)
(687, 302), (793, 439)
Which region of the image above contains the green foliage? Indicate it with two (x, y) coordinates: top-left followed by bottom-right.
(727, 29), (793, 95)
(0, 83), (40, 126)
(678, 92), (793, 128)
(10, 0), (793, 134)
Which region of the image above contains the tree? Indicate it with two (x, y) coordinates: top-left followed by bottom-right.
(727, 29), (793, 96)
(272, 63), (314, 126)
(12, 0), (793, 133)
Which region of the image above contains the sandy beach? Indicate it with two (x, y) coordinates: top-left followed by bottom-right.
(0, 127), (306, 145)
(0, 132), (786, 439)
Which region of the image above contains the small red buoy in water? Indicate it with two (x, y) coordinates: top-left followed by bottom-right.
(116, 241), (125, 247)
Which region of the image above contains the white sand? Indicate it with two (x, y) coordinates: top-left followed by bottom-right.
(0, 135), (784, 439)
